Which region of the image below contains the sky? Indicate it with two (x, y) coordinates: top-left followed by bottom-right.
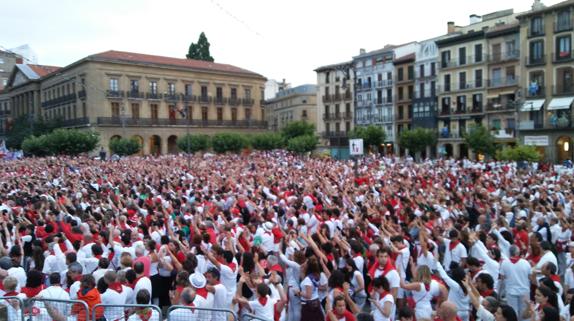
(0, 0), (564, 86)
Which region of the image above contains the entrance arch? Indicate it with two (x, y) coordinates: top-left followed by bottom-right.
(167, 135), (178, 154)
(556, 136), (573, 163)
(131, 135), (144, 156)
(149, 135), (161, 156)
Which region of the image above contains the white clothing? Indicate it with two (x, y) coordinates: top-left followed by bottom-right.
(133, 277), (153, 304)
(101, 289), (127, 320)
(248, 296), (277, 321)
(211, 283), (228, 321)
(372, 292), (395, 321)
(127, 309), (160, 321)
(500, 258), (531, 296)
(443, 240), (468, 271)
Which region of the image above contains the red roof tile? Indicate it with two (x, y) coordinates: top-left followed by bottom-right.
(27, 64), (61, 78)
(89, 50), (264, 78)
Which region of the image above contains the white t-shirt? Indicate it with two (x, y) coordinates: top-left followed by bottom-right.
(500, 258), (531, 296)
(193, 292), (215, 321)
(443, 240), (468, 271)
(372, 292), (395, 321)
(101, 289), (127, 321)
(412, 281), (440, 319)
(248, 296), (277, 321)
(133, 277), (152, 303)
(373, 268), (400, 291)
(211, 283), (228, 321)
(127, 309), (160, 321)
(301, 276), (320, 300)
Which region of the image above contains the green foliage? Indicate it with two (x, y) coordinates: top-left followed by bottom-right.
(281, 121), (315, 140)
(22, 129), (99, 156)
(349, 125), (386, 151)
(250, 133), (285, 150)
(464, 125), (496, 157)
(286, 135), (318, 154)
(109, 138), (141, 156)
(212, 133), (247, 153)
(399, 128), (437, 154)
(6, 116), (62, 150)
(177, 134), (211, 153)
(496, 145), (541, 162)
(186, 32), (214, 62)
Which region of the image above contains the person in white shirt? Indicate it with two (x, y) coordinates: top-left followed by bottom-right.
(205, 267), (228, 321)
(189, 272), (214, 321)
(100, 271), (128, 321)
(132, 262), (152, 304)
(535, 241), (558, 281)
(67, 262), (83, 300)
(442, 230), (468, 271)
(35, 273), (71, 319)
(370, 276), (395, 321)
(500, 245), (531, 319)
(42, 243), (67, 277)
(127, 289), (160, 321)
(92, 258), (112, 285)
(204, 245), (238, 305)
(168, 287), (201, 320)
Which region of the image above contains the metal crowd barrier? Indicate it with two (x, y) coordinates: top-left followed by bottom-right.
(167, 305), (238, 321)
(93, 304), (163, 321)
(0, 296), (25, 321)
(241, 313), (274, 321)
(25, 297), (89, 321)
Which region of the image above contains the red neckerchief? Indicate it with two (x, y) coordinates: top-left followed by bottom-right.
(196, 287), (209, 299)
(21, 285), (44, 298)
(136, 308), (153, 321)
(449, 240), (460, 251)
(424, 282), (431, 292)
(258, 295), (268, 306)
(550, 274), (561, 282)
(4, 291), (18, 297)
(480, 289), (494, 297)
(108, 282), (123, 293)
(380, 290), (391, 299)
(509, 256), (521, 264)
(131, 276), (144, 289)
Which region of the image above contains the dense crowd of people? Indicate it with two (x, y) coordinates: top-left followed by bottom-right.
(0, 151), (572, 321)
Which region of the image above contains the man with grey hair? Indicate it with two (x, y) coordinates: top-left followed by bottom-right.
(67, 262), (83, 300)
(167, 287), (198, 319)
(500, 245), (531, 318)
(0, 268), (8, 296)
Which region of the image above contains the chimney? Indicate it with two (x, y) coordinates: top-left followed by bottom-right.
(532, 0), (545, 11)
(447, 21), (456, 34)
(469, 14), (482, 24)
(359, 48), (366, 55)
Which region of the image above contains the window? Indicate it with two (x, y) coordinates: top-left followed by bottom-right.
(459, 72), (467, 89)
(377, 90), (383, 104)
(150, 81), (158, 94)
(217, 108), (223, 121)
(231, 88), (237, 99)
(150, 104), (158, 119)
(444, 74), (451, 92)
(184, 84), (192, 96)
(386, 89), (392, 103)
(419, 65), (425, 78)
(387, 72), (392, 80)
(557, 10), (572, 32)
(408, 85), (413, 100)
(505, 41), (516, 57)
(245, 88), (251, 99)
(491, 119), (501, 130)
(245, 108), (252, 120)
(231, 108), (237, 121)
(459, 47), (466, 65)
(168, 83), (175, 95)
(475, 44), (483, 63)
(557, 35), (572, 60)
(131, 103), (140, 119)
(431, 81), (436, 97)
(408, 66), (414, 80)
(457, 95), (466, 111)
(109, 78), (119, 91)
(398, 68), (404, 82)
(398, 87), (404, 101)
(529, 40), (544, 63)
(419, 83), (425, 98)
(475, 69), (483, 87)
(377, 73), (383, 82)
(441, 51), (451, 68)
(130, 80), (139, 92)
(531, 16), (544, 35)
(345, 122), (350, 132)
(302, 110), (308, 118)
(202, 107), (208, 121)
(216, 87), (223, 99)
(187, 105), (193, 120)
(431, 62), (436, 76)
(325, 72), (330, 84)
(111, 102), (120, 118)
(473, 94), (482, 109)
(201, 86), (208, 99)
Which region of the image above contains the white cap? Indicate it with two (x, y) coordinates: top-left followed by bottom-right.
(263, 221), (274, 232)
(189, 273), (207, 289)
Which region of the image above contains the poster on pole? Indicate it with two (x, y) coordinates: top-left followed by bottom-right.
(349, 139), (364, 156)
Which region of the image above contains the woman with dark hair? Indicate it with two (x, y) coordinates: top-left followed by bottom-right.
(540, 306), (560, 321)
(300, 257), (324, 321)
(20, 269), (45, 298)
(494, 304), (518, 321)
(327, 269), (346, 302)
(436, 260), (470, 321)
(369, 276), (395, 321)
(344, 256), (367, 309)
(525, 285), (559, 320)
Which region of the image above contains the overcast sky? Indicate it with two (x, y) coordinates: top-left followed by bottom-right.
(0, 0), (563, 86)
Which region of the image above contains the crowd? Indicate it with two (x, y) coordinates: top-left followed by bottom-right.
(0, 151), (572, 321)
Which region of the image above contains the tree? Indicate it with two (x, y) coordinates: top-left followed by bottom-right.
(177, 134), (211, 153)
(212, 133), (247, 153)
(399, 128), (437, 156)
(250, 133), (285, 150)
(286, 135), (318, 154)
(22, 129), (99, 156)
(496, 145), (541, 162)
(109, 138), (142, 156)
(464, 125), (496, 158)
(281, 121), (315, 140)
(21, 135), (51, 157)
(6, 116), (62, 150)
(186, 32), (214, 62)
(349, 125), (386, 152)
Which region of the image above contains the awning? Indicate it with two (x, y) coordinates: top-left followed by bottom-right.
(548, 97), (574, 110)
(521, 99), (545, 112)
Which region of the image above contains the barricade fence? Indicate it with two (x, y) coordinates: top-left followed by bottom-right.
(25, 297), (89, 321)
(93, 304), (163, 321)
(167, 305), (238, 321)
(241, 313), (274, 321)
(0, 296), (25, 321)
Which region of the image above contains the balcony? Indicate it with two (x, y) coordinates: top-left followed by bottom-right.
(127, 91), (144, 99)
(553, 51), (574, 63)
(321, 131), (348, 138)
(553, 84), (574, 96)
(96, 117), (267, 128)
(343, 111), (353, 120)
(164, 93), (179, 102)
(527, 26), (545, 38)
(146, 92), (162, 100)
(181, 94), (197, 102)
(322, 95), (332, 103)
(214, 97), (227, 105)
(355, 83), (373, 91)
(198, 95), (212, 104)
(487, 50), (520, 64)
(440, 55), (485, 69)
(229, 97), (240, 106)
(525, 55), (546, 66)
(60, 117), (90, 128)
(106, 90), (124, 99)
(491, 128), (515, 139)
(554, 20), (573, 33)
(486, 102), (516, 112)
(526, 85), (545, 98)
(242, 98), (254, 106)
(438, 130), (463, 140)
(487, 77), (519, 89)
(518, 120), (544, 130)
(41, 93), (78, 108)
(323, 113), (341, 121)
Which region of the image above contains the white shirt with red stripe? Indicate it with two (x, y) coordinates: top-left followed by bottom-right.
(248, 296), (277, 321)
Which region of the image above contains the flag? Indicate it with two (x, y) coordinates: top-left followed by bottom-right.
(177, 104), (187, 118)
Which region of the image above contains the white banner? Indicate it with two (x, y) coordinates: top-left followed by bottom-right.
(524, 136), (549, 146)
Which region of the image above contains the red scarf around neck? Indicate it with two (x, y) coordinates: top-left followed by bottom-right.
(108, 282), (123, 293)
(509, 256), (521, 264)
(258, 295), (269, 306)
(196, 287), (209, 299)
(449, 240), (460, 251)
